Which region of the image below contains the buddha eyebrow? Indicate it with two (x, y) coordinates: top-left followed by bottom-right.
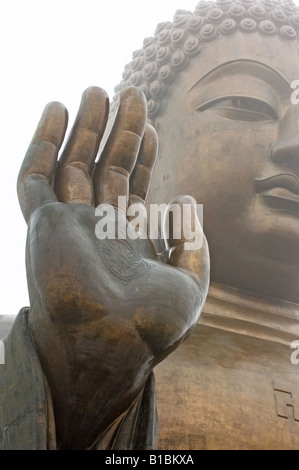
(188, 59), (291, 94)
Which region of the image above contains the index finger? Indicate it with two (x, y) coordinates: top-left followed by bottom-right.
(17, 102), (68, 222)
(129, 123), (158, 205)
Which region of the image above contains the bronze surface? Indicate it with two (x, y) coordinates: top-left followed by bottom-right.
(1, 0), (299, 450)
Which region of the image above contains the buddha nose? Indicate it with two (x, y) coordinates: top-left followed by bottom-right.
(270, 134), (299, 165)
(270, 110), (299, 166)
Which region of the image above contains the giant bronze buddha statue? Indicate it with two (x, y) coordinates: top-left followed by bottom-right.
(1, 0), (299, 450)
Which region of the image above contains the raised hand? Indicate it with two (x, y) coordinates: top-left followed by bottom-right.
(17, 86), (210, 449)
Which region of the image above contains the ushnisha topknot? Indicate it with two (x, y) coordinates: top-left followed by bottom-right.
(111, 0), (299, 120)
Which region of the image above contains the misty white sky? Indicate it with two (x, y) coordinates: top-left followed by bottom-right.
(1, 0), (299, 315)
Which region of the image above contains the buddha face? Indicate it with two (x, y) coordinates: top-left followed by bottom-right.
(150, 31), (299, 302)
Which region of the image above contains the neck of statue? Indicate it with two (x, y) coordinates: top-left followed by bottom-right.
(209, 239), (299, 305)
(200, 282), (299, 347)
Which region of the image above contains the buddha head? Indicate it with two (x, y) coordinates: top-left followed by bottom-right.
(113, 0), (299, 303)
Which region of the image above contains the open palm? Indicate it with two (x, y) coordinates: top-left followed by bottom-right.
(17, 86), (210, 449)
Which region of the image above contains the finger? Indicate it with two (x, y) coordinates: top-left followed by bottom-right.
(164, 196), (210, 291)
(55, 86), (109, 204)
(93, 86), (147, 208)
(17, 102), (68, 223)
(127, 123), (158, 238)
(129, 123), (158, 205)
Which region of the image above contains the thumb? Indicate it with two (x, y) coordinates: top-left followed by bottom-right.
(163, 195), (210, 290)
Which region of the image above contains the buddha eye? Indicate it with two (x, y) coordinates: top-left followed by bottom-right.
(198, 97), (278, 122)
